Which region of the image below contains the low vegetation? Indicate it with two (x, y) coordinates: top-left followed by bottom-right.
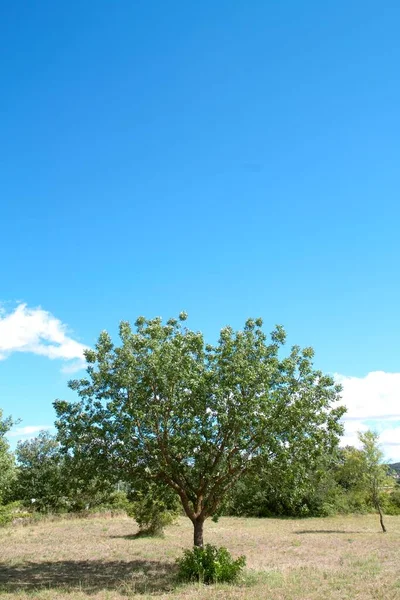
(0, 514), (399, 599)
(176, 544), (246, 584)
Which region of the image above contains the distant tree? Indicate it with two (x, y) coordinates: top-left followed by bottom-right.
(230, 436), (398, 521)
(0, 408), (16, 504)
(335, 445), (365, 490)
(14, 430), (116, 513)
(14, 431), (66, 512)
(60, 452), (117, 512)
(227, 449), (341, 518)
(329, 445), (371, 513)
(54, 314), (345, 546)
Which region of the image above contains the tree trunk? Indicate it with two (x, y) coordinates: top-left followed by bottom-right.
(193, 518), (204, 547)
(377, 503), (387, 533)
(373, 489), (387, 533)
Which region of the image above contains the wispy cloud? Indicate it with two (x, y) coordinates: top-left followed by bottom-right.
(8, 425), (53, 438)
(0, 303), (88, 372)
(335, 371), (400, 461)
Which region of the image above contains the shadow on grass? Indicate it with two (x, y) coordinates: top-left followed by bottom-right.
(0, 559), (176, 595)
(110, 531), (164, 541)
(295, 529), (362, 535)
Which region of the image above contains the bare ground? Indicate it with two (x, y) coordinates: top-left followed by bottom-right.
(0, 514), (399, 599)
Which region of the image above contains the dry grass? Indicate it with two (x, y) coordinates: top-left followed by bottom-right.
(0, 514), (399, 599)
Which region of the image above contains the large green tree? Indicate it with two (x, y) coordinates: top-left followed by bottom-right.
(0, 408), (16, 504)
(55, 314), (345, 546)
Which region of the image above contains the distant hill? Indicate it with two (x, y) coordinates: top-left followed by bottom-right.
(388, 462), (400, 476)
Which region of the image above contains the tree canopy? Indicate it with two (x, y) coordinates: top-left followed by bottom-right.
(54, 314), (345, 546)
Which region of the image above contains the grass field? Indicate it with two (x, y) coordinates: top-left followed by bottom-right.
(0, 514), (399, 599)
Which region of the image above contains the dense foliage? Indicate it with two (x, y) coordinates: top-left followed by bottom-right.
(7, 427), (397, 526)
(227, 433), (399, 521)
(126, 482), (181, 535)
(176, 544), (246, 584)
(14, 431), (65, 512)
(10, 430), (118, 514)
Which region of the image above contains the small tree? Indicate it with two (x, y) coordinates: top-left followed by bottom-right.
(358, 431), (392, 532)
(54, 314), (345, 546)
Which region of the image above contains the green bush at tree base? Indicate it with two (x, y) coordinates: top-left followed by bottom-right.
(176, 544), (246, 584)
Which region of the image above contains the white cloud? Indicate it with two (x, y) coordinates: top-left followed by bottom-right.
(335, 371), (400, 462)
(8, 425), (53, 438)
(339, 419), (369, 448)
(335, 371), (400, 421)
(0, 303), (88, 372)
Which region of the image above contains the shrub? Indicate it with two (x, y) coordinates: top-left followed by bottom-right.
(85, 491), (133, 515)
(0, 502), (30, 526)
(391, 488), (400, 508)
(107, 490), (132, 511)
(385, 488), (400, 515)
(126, 493), (179, 536)
(176, 544), (246, 584)
(0, 505), (13, 527)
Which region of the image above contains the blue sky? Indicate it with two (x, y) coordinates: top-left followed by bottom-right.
(1, 1), (400, 459)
